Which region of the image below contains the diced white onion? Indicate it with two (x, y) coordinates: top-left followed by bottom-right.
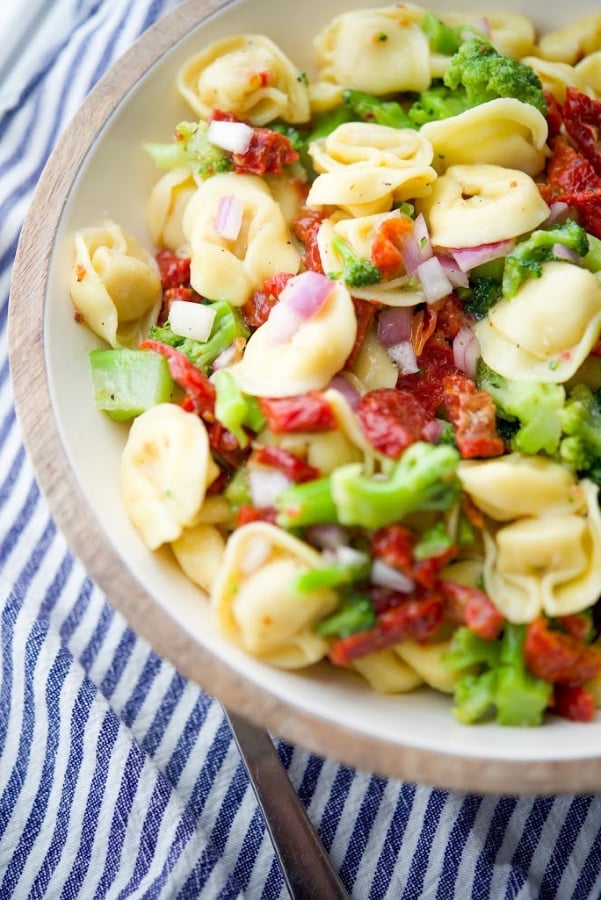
(416, 255), (454, 302)
(387, 340), (419, 374)
(214, 194), (244, 240)
(248, 466), (292, 509)
(207, 119), (253, 154)
(305, 524), (349, 551)
(169, 300), (216, 342)
(370, 559), (415, 593)
(412, 213), (433, 260)
(333, 546), (369, 569)
(452, 326), (480, 377)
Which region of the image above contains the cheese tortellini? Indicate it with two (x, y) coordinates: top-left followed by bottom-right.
(145, 168), (196, 253)
(182, 173), (300, 306)
(177, 34), (311, 125)
(211, 522), (338, 668)
(415, 164), (550, 248)
(228, 275), (357, 396)
(120, 404), (219, 550)
(69, 222), (161, 348)
(420, 99), (549, 176)
(314, 5), (431, 94)
(536, 14), (601, 65)
(460, 456), (601, 623)
(475, 262), (601, 383)
(307, 122), (437, 217)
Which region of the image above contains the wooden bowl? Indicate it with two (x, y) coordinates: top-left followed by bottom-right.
(10, 0), (601, 794)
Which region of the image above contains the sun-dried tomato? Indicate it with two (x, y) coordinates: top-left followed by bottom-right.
(241, 272), (295, 328)
(544, 90), (565, 138)
(433, 294), (471, 342)
(372, 524), (415, 572)
(235, 504), (278, 527)
(552, 684), (597, 723)
(293, 207), (327, 273)
(329, 594), (444, 665)
(558, 612), (594, 642)
(442, 372), (504, 459)
(525, 617), (601, 685)
(546, 135), (601, 194)
(411, 306), (438, 356)
(345, 297), (379, 367)
(355, 388), (433, 458)
(563, 87), (601, 178)
(370, 216), (414, 279)
(155, 250), (191, 291)
(253, 445), (320, 483)
(259, 392), (336, 433)
(440, 580), (504, 641)
(139, 339), (215, 416)
(206, 420), (251, 467)
(412, 546), (458, 591)
(396, 329), (457, 415)
(233, 128), (298, 175)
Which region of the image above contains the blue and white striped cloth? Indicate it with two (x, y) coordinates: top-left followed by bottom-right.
(2, 1), (601, 896)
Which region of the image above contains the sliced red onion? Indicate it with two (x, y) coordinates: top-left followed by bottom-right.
(268, 301), (301, 344)
(387, 340), (419, 374)
(421, 418), (445, 443)
(376, 306), (413, 346)
(207, 119), (253, 153)
(370, 559), (415, 593)
(248, 466), (291, 508)
(473, 16), (491, 37)
(214, 194), (244, 240)
(453, 326), (480, 377)
(416, 255), (454, 302)
(402, 215), (433, 276)
(552, 243), (581, 263)
(544, 202), (571, 226)
(326, 373), (361, 408)
(283, 271), (334, 320)
(437, 253), (470, 288)
(449, 240), (514, 273)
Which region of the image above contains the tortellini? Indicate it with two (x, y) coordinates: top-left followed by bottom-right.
(483, 480), (601, 623)
(313, 5), (431, 94)
(575, 51), (601, 98)
(317, 212), (425, 307)
(458, 454), (587, 522)
(176, 34), (310, 125)
(69, 222), (161, 348)
(416, 164), (550, 248)
(440, 12), (536, 59)
(475, 262), (601, 383)
(171, 523), (226, 595)
(306, 122), (437, 217)
(211, 522), (338, 668)
(520, 56), (594, 102)
(420, 99), (548, 177)
(228, 276), (357, 396)
(352, 650), (424, 693)
(120, 404), (219, 550)
(536, 14), (601, 64)
(145, 167), (196, 253)
(182, 172), (300, 306)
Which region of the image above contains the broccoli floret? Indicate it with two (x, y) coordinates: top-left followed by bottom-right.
(144, 120), (232, 179)
(408, 83), (471, 125)
(459, 275), (503, 320)
(443, 38), (547, 115)
(445, 624), (552, 726)
(477, 362), (565, 455)
(342, 89), (416, 129)
(276, 441), (461, 530)
(559, 384), (601, 483)
(148, 299), (248, 373)
(502, 219), (590, 299)
(328, 234), (381, 288)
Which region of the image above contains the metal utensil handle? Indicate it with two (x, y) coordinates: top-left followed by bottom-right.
(225, 709), (350, 900)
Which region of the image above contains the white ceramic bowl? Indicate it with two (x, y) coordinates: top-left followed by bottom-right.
(10, 0), (601, 794)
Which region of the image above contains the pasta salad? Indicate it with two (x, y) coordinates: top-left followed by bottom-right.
(69, 4), (601, 726)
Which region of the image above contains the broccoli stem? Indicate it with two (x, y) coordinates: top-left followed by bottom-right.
(342, 89), (416, 130)
(276, 476), (338, 528)
(88, 348), (174, 421)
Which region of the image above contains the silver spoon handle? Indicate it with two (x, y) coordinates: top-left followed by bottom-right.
(224, 709), (350, 900)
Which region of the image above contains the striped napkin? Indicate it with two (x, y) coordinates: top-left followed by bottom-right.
(1, 1), (601, 896)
